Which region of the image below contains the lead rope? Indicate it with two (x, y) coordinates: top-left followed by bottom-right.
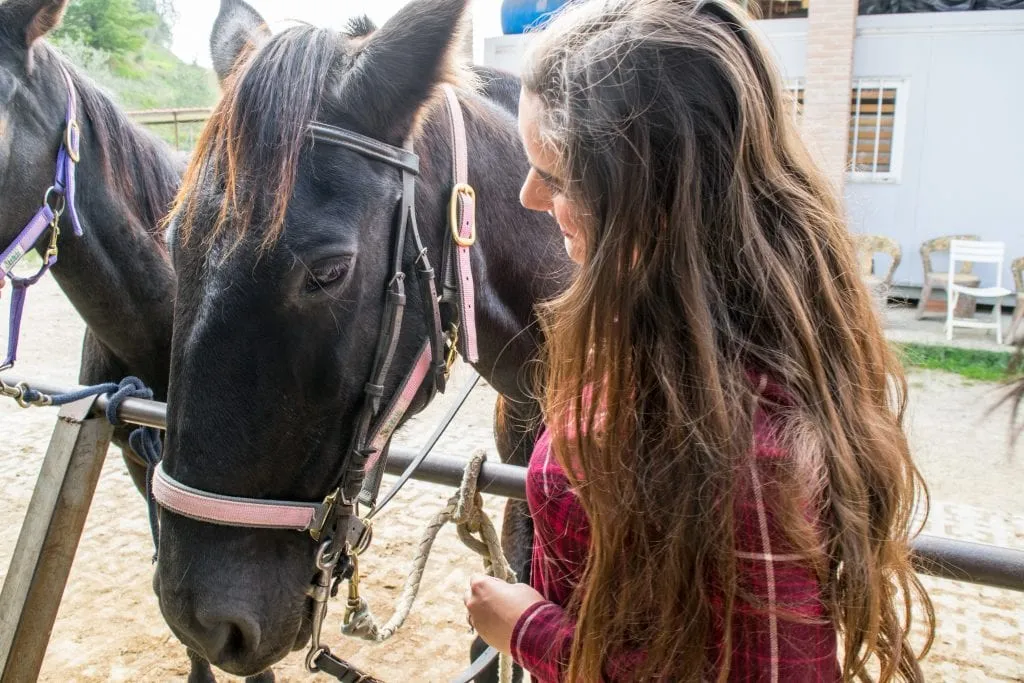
(342, 449), (515, 683)
(1, 375), (164, 559)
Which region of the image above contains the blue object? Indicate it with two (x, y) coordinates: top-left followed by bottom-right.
(501, 0), (570, 34)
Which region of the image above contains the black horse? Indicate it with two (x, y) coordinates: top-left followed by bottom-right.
(0, 0), (178, 486)
(156, 0), (571, 678)
(0, 1), (274, 679)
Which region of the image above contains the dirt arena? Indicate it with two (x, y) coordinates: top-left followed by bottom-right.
(2, 277), (1022, 681)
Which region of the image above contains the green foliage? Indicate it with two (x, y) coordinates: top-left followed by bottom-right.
(48, 1), (217, 114)
(55, 0), (157, 55)
(135, 0), (177, 46)
(52, 35), (217, 111)
(895, 343), (1020, 382)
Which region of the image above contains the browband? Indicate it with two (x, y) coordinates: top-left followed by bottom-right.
(308, 123), (420, 175)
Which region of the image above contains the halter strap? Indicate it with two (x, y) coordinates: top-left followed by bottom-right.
(151, 89), (481, 534)
(151, 462), (332, 533)
(441, 85), (479, 363)
(1, 64), (82, 371)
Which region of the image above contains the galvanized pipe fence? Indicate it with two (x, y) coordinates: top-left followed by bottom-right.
(0, 373), (1022, 681)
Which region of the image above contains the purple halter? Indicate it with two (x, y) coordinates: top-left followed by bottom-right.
(0, 65), (82, 371)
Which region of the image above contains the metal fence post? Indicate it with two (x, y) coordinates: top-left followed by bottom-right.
(0, 397), (114, 682)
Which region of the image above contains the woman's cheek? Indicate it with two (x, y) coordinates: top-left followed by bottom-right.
(554, 199), (587, 263)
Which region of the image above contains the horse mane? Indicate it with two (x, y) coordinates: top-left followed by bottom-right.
(345, 15), (377, 38)
(173, 20), (474, 251)
(41, 46), (183, 246)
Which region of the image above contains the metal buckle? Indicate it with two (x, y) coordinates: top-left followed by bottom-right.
(449, 183), (476, 248)
(65, 119), (81, 164)
(309, 490), (338, 541)
(347, 517), (373, 556)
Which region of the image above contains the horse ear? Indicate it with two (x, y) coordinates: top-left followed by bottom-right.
(210, 0), (270, 84)
(0, 0), (69, 48)
(340, 0), (470, 137)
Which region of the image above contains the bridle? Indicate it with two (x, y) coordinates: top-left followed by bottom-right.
(151, 85), (484, 681)
(0, 64), (83, 374)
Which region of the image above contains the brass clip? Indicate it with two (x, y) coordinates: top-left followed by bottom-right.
(0, 379), (51, 408)
(343, 553), (362, 626)
(44, 223), (61, 262)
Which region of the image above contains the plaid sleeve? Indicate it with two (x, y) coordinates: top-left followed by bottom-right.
(509, 600), (573, 681)
(726, 450), (840, 681)
(510, 601), (649, 682)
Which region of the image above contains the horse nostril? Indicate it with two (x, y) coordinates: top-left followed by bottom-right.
(195, 610), (262, 666)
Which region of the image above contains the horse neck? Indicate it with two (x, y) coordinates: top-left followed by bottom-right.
(420, 94), (572, 402)
(47, 82), (181, 399)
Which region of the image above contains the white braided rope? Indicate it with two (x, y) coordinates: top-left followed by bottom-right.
(342, 449), (516, 682)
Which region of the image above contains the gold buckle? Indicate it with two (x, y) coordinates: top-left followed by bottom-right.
(309, 490), (338, 541)
(449, 183), (476, 247)
(64, 120), (80, 164)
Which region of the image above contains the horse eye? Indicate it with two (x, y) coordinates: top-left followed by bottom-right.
(305, 256), (353, 293)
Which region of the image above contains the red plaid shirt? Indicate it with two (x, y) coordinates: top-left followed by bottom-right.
(510, 377), (841, 682)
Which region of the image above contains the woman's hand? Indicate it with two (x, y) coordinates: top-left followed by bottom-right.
(464, 574), (546, 655)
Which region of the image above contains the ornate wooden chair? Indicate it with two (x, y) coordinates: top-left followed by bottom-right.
(853, 234), (901, 295)
(917, 234), (981, 319)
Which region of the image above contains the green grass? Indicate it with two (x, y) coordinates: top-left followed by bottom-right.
(895, 342), (1020, 382)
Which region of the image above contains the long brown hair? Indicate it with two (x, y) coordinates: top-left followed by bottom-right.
(523, 0), (934, 679)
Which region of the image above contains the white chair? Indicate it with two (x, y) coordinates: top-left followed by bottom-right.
(945, 240), (1013, 344)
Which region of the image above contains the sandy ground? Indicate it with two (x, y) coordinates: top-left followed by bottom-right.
(1, 277), (1022, 682)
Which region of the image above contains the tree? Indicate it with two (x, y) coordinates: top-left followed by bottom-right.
(55, 0), (158, 55)
(136, 0), (176, 47)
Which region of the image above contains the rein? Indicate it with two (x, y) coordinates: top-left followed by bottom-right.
(0, 64), (83, 372)
(151, 85), (490, 680)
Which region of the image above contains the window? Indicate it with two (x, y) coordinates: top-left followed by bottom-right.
(783, 79), (908, 183)
(740, 0), (809, 19)
(847, 80), (907, 182)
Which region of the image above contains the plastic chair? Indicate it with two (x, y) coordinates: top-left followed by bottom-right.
(917, 234), (981, 319)
(1007, 256), (1023, 345)
(853, 234), (902, 294)
(945, 240), (1013, 344)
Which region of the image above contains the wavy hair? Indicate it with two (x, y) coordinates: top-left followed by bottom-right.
(523, 0), (934, 679)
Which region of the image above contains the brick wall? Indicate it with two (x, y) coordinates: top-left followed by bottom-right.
(801, 0), (858, 190)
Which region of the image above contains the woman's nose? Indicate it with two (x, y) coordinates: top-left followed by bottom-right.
(520, 171), (551, 213)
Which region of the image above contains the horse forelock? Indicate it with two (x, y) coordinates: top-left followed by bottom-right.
(173, 24), (339, 252)
(172, 17), (479, 254)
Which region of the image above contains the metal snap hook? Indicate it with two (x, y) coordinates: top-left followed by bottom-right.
(316, 540), (341, 571)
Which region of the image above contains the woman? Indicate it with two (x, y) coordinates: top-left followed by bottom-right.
(464, 0), (934, 679)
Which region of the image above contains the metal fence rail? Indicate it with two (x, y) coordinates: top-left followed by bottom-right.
(3, 372), (1023, 594)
